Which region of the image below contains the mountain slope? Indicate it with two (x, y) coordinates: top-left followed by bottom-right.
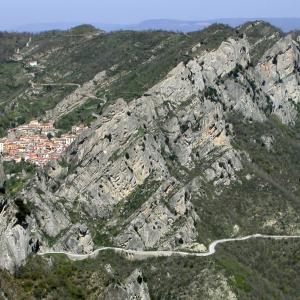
(0, 24), (237, 136)
(0, 21), (300, 298)
(1, 239), (300, 299)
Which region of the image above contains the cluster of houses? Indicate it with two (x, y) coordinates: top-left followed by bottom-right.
(0, 120), (87, 166)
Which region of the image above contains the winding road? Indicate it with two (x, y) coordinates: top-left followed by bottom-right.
(38, 234), (300, 261)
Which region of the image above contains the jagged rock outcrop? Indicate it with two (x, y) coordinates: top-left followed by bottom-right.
(50, 224), (94, 254)
(256, 35), (300, 124)
(0, 199), (40, 273)
(114, 180), (199, 250)
(21, 187), (70, 238)
(101, 269), (150, 300)
(261, 135), (275, 152)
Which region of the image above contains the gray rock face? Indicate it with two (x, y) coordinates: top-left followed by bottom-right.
(114, 180), (199, 250)
(102, 269), (150, 300)
(47, 36), (257, 250)
(256, 35), (300, 124)
(0, 199), (40, 273)
(261, 135), (275, 152)
(0, 157), (5, 189)
(205, 149), (243, 186)
(50, 223), (94, 254)
(21, 187), (70, 238)
(56, 98), (170, 218)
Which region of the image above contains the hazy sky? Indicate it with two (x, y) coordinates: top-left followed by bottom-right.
(1, 0), (300, 28)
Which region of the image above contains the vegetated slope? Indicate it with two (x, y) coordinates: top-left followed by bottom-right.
(0, 32), (31, 63)
(1, 239), (300, 299)
(1, 21), (300, 298)
(0, 24), (237, 136)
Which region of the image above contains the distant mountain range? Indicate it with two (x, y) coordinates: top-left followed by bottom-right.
(3, 18), (300, 33)
(123, 18), (300, 33)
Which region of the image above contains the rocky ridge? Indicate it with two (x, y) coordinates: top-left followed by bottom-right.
(0, 24), (300, 277)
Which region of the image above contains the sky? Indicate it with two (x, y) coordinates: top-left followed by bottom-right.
(1, 0), (300, 29)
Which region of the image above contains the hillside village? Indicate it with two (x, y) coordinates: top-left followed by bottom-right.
(0, 120), (87, 166)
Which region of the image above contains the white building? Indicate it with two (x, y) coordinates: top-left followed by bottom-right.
(62, 135), (76, 146)
(29, 61), (38, 67)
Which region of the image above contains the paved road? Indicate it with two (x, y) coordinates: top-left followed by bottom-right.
(38, 234), (300, 261)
